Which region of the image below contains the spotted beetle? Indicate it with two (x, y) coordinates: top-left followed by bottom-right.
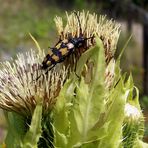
(36, 11), (94, 80)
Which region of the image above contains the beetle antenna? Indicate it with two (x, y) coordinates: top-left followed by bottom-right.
(74, 11), (82, 36)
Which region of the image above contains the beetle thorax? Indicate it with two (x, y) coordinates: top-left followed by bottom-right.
(70, 37), (85, 48)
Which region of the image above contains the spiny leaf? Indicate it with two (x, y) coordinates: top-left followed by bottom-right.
(114, 35), (132, 83)
(53, 79), (76, 133)
(23, 104), (42, 148)
(76, 37), (105, 80)
(117, 35), (132, 61)
(5, 112), (26, 148)
(53, 37), (107, 147)
(53, 128), (68, 147)
(99, 79), (129, 148)
(68, 37), (106, 146)
(53, 79), (76, 147)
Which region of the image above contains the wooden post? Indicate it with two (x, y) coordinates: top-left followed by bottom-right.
(143, 24), (148, 95)
(127, 18), (132, 33)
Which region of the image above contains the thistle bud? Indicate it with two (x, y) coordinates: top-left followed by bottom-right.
(123, 103), (144, 147)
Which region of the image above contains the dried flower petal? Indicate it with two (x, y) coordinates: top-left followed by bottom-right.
(105, 58), (115, 88)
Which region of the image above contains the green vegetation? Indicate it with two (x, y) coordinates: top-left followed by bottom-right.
(2, 37), (147, 148)
(0, 0), (64, 58)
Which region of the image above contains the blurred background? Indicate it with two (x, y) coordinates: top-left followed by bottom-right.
(0, 0), (148, 143)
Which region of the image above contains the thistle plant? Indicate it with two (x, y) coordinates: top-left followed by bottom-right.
(0, 11), (147, 148)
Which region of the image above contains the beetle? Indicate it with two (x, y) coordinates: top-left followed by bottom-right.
(36, 11), (94, 80)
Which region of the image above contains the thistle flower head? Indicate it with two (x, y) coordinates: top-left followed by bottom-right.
(0, 49), (67, 116)
(54, 11), (120, 88)
(54, 11), (121, 63)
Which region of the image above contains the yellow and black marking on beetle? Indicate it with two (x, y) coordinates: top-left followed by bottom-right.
(36, 11), (94, 81)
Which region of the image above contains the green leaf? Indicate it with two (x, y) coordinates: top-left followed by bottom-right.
(87, 121), (110, 142)
(23, 104), (42, 148)
(68, 37), (106, 146)
(53, 79), (76, 147)
(53, 129), (68, 147)
(54, 79), (76, 132)
(125, 73), (134, 90)
(89, 37), (106, 121)
(5, 112), (27, 148)
(75, 46), (93, 76)
(117, 35), (132, 61)
(99, 79), (128, 148)
(53, 37), (107, 147)
(76, 37), (103, 77)
(114, 35), (132, 83)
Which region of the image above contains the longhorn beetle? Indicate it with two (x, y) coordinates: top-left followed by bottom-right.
(36, 11), (94, 81)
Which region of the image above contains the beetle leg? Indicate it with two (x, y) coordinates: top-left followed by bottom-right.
(45, 64), (57, 75)
(54, 35), (62, 47)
